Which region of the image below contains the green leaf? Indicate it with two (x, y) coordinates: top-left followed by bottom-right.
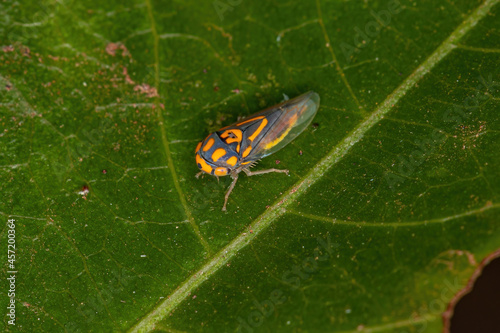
(1, 0), (499, 332)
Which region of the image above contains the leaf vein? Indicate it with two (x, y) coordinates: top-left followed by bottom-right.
(290, 202), (500, 227)
(145, 0), (212, 256)
(129, 0), (499, 331)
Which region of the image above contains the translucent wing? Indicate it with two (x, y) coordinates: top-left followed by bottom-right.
(249, 91), (320, 160)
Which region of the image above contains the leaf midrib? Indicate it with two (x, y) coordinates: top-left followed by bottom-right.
(145, 0), (212, 256)
(130, 0), (499, 331)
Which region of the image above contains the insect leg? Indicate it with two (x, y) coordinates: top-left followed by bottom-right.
(243, 168), (289, 176)
(222, 174), (239, 211)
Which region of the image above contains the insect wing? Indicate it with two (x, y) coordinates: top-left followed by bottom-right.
(250, 91), (320, 159)
(216, 106), (283, 158)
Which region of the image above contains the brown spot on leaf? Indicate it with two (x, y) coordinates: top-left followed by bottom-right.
(105, 42), (131, 57)
(106, 43), (119, 56)
(134, 83), (158, 98)
(123, 67), (135, 85)
(21, 46), (31, 57)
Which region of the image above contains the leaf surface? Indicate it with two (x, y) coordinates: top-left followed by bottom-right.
(1, 0), (499, 332)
